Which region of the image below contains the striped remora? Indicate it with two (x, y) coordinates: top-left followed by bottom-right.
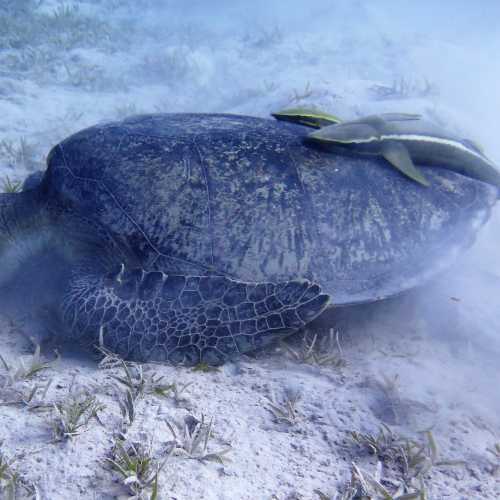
(306, 114), (500, 190)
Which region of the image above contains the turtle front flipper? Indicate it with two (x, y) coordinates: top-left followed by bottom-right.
(61, 267), (330, 365)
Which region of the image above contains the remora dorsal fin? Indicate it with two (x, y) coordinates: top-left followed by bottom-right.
(461, 138), (484, 154)
(352, 113), (421, 128)
(378, 113), (422, 121)
(381, 140), (430, 186)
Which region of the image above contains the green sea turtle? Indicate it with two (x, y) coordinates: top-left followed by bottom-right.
(306, 114), (500, 188)
(0, 113), (497, 365)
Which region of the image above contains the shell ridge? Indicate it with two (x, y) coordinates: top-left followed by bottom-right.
(192, 135), (215, 268)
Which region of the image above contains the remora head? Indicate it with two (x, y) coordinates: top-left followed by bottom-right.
(306, 121), (382, 154)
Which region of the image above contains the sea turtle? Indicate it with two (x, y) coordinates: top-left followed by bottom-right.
(0, 113), (497, 365)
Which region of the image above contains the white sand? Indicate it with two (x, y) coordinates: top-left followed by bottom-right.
(0, 1), (498, 498)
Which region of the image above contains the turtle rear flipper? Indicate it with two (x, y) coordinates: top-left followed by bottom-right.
(61, 268), (330, 366)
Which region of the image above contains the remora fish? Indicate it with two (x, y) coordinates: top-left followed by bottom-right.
(307, 114), (500, 189)
(271, 107), (342, 128)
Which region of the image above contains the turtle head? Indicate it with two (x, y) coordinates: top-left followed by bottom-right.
(0, 189), (45, 263)
(0, 182), (122, 343)
(0, 188), (71, 342)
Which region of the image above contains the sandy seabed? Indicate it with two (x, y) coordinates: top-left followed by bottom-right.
(0, 1), (499, 498)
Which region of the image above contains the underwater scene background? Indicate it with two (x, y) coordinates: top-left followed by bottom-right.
(0, 1), (499, 498)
